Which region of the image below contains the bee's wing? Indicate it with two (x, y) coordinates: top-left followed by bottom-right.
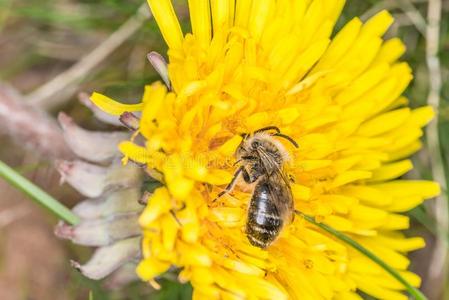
(256, 148), (292, 188)
(256, 149), (294, 220)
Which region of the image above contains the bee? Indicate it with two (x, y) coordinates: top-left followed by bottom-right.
(215, 126), (299, 249)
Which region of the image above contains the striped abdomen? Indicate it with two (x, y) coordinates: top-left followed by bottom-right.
(245, 181), (283, 249)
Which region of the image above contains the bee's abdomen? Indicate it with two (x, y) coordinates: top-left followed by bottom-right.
(246, 182), (283, 249)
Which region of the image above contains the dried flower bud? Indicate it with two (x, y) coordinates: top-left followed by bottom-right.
(119, 112), (140, 131)
(147, 51), (170, 89)
(58, 112), (128, 163)
(70, 237), (141, 280)
(104, 263), (140, 290)
(56, 160), (142, 198)
(56, 160), (107, 197)
(72, 188), (143, 220)
(55, 105), (145, 282)
(55, 212), (140, 246)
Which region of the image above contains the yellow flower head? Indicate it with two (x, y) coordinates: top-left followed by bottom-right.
(92, 1), (440, 299)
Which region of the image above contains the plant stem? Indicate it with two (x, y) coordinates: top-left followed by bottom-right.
(299, 212), (427, 300)
(24, 3), (151, 110)
(425, 0), (448, 297)
(0, 160), (80, 225)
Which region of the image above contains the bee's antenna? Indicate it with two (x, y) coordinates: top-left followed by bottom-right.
(273, 133), (299, 148)
(237, 133), (249, 151)
(254, 126), (281, 134)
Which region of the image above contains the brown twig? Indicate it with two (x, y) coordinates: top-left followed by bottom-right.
(424, 0), (448, 298)
(24, 4), (151, 111)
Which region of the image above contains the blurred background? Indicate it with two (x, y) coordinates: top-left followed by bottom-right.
(0, 0), (448, 299)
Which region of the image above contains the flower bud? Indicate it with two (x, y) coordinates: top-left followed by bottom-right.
(58, 112), (128, 163)
(70, 237), (141, 280)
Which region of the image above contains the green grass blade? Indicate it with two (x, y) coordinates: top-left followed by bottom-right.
(0, 160), (80, 225)
(299, 212), (427, 300)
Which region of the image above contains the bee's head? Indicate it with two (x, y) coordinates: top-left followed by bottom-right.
(235, 133), (288, 164)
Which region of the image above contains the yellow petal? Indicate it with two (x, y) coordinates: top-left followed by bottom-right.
(209, 207), (243, 224)
(119, 141), (154, 165)
(188, 0), (211, 47)
(324, 215), (353, 231)
(90, 92), (143, 116)
(388, 141), (422, 162)
(312, 17), (362, 72)
(386, 195), (424, 212)
(190, 267), (216, 285)
(379, 214), (410, 230)
(334, 292), (363, 300)
(357, 108), (410, 136)
(291, 184), (311, 201)
(349, 204), (388, 222)
(217, 135), (242, 156)
(233, 272), (288, 300)
(368, 160), (413, 182)
(161, 214), (179, 251)
(163, 155), (195, 200)
(283, 39), (330, 87)
(235, 0), (252, 28)
(139, 187), (172, 226)
(248, 0), (275, 41)
(362, 10), (393, 37)
(353, 275), (408, 300)
(372, 180), (441, 199)
(221, 257), (265, 276)
(136, 258), (171, 281)
(297, 160), (332, 171)
(206, 169), (233, 185)
(336, 63), (390, 106)
(211, 0), (231, 33)
(147, 0), (184, 50)
(178, 242), (212, 267)
(359, 238), (410, 270)
(342, 185), (392, 206)
(409, 106), (435, 127)
(376, 234), (425, 252)
(374, 38), (406, 64)
(331, 170), (372, 188)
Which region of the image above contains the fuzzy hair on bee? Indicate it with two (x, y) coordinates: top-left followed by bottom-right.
(237, 132), (292, 165)
(215, 126), (299, 249)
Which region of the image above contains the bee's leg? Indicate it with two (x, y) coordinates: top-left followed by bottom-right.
(213, 166), (244, 201)
(241, 167), (257, 183)
(236, 133), (249, 150)
(173, 202), (186, 211)
(169, 210), (182, 226)
(168, 203), (186, 226)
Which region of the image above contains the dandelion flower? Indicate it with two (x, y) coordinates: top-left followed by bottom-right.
(92, 1), (440, 299)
